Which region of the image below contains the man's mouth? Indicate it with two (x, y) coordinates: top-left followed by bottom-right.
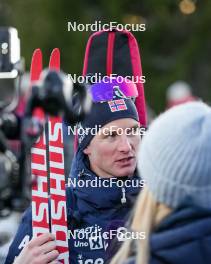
(115, 156), (135, 165)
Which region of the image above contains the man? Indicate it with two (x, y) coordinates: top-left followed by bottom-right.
(5, 84), (144, 264)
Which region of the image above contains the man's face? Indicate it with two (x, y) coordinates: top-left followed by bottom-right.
(83, 118), (141, 178)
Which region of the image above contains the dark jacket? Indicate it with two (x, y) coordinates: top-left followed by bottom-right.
(124, 205), (211, 264)
(5, 149), (141, 264)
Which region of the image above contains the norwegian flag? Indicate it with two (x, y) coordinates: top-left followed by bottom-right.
(108, 99), (128, 112)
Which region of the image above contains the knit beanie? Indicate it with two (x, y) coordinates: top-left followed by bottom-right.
(77, 98), (139, 151)
(138, 102), (211, 209)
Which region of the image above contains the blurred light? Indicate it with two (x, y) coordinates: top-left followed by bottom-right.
(123, 14), (146, 25)
(179, 0), (196, 15)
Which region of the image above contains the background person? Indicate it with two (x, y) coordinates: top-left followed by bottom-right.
(166, 80), (197, 108)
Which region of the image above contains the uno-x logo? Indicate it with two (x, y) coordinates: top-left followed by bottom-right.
(89, 235), (103, 250)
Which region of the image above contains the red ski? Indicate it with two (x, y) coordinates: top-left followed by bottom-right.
(30, 48), (69, 263)
(48, 48), (69, 263)
(31, 49), (50, 236)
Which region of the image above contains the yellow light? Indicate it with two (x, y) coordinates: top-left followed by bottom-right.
(179, 0), (196, 15)
(123, 14), (146, 25)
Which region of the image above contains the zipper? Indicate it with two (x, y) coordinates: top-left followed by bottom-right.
(106, 32), (115, 76)
(121, 187), (126, 204)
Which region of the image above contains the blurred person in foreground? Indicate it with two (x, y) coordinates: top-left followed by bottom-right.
(111, 101), (211, 264)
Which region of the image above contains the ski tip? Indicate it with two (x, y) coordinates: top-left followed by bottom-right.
(51, 48), (60, 54)
(31, 49), (42, 64)
(49, 48), (60, 70)
(33, 48), (42, 55)
(30, 48), (43, 82)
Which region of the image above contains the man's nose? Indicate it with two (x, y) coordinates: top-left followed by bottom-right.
(117, 135), (132, 152)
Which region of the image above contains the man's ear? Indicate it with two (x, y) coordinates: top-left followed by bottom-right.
(83, 146), (91, 155)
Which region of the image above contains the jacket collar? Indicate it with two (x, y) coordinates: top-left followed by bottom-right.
(69, 149), (141, 219)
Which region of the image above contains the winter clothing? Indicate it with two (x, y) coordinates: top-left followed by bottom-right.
(5, 149), (141, 264)
(138, 102), (211, 210)
(78, 98), (139, 151)
(124, 205), (211, 264)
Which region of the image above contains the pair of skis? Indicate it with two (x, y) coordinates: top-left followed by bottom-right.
(30, 48), (69, 263)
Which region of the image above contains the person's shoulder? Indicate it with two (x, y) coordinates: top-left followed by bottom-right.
(21, 206), (32, 222)
(66, 185), (75, 201)
(16, 206), (32, 234)
(65, 185), (77, 213)
(4, 207), (33, 264)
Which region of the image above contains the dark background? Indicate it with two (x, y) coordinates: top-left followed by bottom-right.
(1, 0), (210, 113)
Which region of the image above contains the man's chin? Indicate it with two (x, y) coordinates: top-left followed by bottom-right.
(114, 167), (136, 178)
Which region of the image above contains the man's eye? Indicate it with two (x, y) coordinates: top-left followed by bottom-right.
(133, 127), (140, 133)
(126, 127), (139, 136)
(108, 132), (117, 138)
(126, 129), (133, 135)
